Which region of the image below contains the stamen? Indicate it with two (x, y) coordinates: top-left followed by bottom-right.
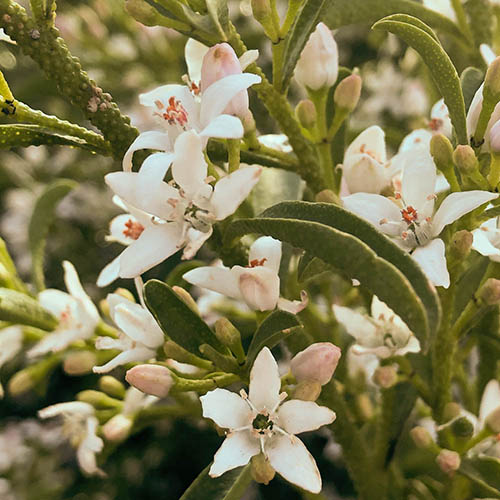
(379, 218), (388, 225)
(248, 258), (267, 268)
(401, 206), (418, 225)
(395, 192), (402, 200)
(429, 118), (443, 131)
(426, 194), (437, 201)
(123, 219), (145, 240)
(156, 96), (189, 127)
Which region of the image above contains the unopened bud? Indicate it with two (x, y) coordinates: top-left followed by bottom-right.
(125, 364), (173, 398)
(450, 416), (474, 438)
(410, 426), (434, 449)
(125, 0), (160, 26)
(478, 278), (500, 305)
(63, 351), (97, 375)
(114, 287), (136, 302)
(490, 120), (500, 153)
(295, 23), (338, 91)
(334, 74), (362, 112)
(239, 269), (279, 311)
(315, 189), (340, 204)
(293, 380), (322, 401)
(443, 402), (461, 422)
(453, 145), (478, 174)
(436, 449), (461, 476)
(296, 99), (317, 129)
(449, 230), (473, 261)
(356, 393), (374, 421)
(251, 453), (276, 485)
(99, 376), (126, 399)
(291, 342), (341, 386)
(430, 134), (454, 172)
(485, 406), (500, 433)
(8, 370), (34, 396)
(484, 57), (500, 101)
(214, 318), (245, 363)
(77, 390), (122, 409)
(102, 414), (133, 442)
(373, 365), (398, 389)
(172, 286), (199, 314)
(251, 0), (277, 42)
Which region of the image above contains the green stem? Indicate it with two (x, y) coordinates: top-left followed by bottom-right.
(488, 153), (500, 189)
(451, 0), (474, 44)
(272, 40), (285, 89)
(472, 98), (496, 148)
(171, 372), (240, 394)
(281, 0), (302, 35)
(227, 139), (241, 173)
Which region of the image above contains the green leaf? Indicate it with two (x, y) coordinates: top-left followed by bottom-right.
(246, 310), (301, 371)
(144, 279), (224, 356)
(206, 0), (228, 40)
(279, 0), (327, 91)
(225, 216), (431, 350)
(323, 0), (465, 41)
(460, 456), (500, 497)
(0, 237), (27, 293)
(297, 253), (333, 283)
(180, 464), (251, 500)
(461, 67), (484, 112)
(28, 179), (77, 291)
(373, 14), (468, 145)
(260, 201), (441, 337)
(165, 260), (205, 287)
(0, 288), (57, 330)
(0, 124), (109, 153)
(464, 0), (493, 48)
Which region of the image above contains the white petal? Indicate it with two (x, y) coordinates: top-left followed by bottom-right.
(345, 125), (386, 163)
(473, 229), (500, 261)
(172, 131), (207, 195)
(107, 214), (137, 245)
(97, 256), (121, 288)
(481, 44), (497, 66)
(398, 129), (432, 153)
(333, 305), (378, 341)
(401, 150), (436, 211)
(238, 50), (259, 70)
(198, 114), (244, 139)
(182, 226), (213, 260)
(200, 73), (261, 126)
(267, 434), (322, 494)
(342, 193), (403, 237)
(185, 38), (209, 83)
(411, 239), (450, 288)
(432, 191), (498, 236)
(200, 389), (252, 429)
(249, 347), (281, 412)
(183, 266), (243, 300)
(118, 223), (184, 278)
(277, 400), (336, 434)
(38, 401), (94, 419)
(342, 154), (388, 194)
(93, 347), (155, 373)
(0, 326), (23, 366)
(62, 261), (99, 323)
(139, 84), (198, 121)
(248, 236), (281, 273)
(138, 152), (174, 183)
(238, 267), (280, 311)
(209, 431), (260, 477)
(38, 289), (75, 318)
(277, 293), (308, 314)
(122, 131), (170, 172)
(479, 380), (500, 424)
(210, 166), (262, 220)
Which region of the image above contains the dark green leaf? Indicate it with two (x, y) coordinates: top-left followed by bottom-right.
(0, 287), (57, 330)
(144, 279), (224, 356)
(373, 15), (468, 144)
(29, 179), (77, 291)
(460, 456), (500, 497)
(461, 67), (484, 112)
(180, 464), (251, 500)
(464, 0), (493, 48)
(246, 310), (301, 371)
(297, 252), (333, 283)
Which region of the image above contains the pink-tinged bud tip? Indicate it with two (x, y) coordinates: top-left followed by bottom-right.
(290, 342), (341, 386)
(436, 449), (461, 476)
(125, 364), (173, 398)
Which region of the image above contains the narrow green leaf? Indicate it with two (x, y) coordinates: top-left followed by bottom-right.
(279, 0), (327, 91)
(144, 279), (224, 356)
(206, 0), (228, 40)
(0, 237), (27, 293)
(225, 217), (430, 350)
(0, 287), (57, 330)
(460, 456), (500, 497)
(28, 179), (77, 291)
(464, 0), (493, 48)
(297, 253), (332, 283)
(180, 464), (252, 500)
(373, 14), (468, 144)
(246, 310), (301, 371)
(261, 201), (441, 337)
(461, 67), (484, 111)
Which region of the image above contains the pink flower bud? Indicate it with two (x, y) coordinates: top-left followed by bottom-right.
(102, 414), (133, 442)
(125, 364), (173, 398)
(238, 267), (280, 311)
(201, 43), (248, 117)
(436, 449), (461, 476)
(290, 342), (341, 386)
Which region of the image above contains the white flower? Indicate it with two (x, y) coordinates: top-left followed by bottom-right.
(334, 296), (420, 358)
(183, 236), (307, 313)
(0, 326), (23, 398)
(38, 402), (104, 477)
(28, 261), (100, 357)
(104, 131), (262, 281)
(200, 347), (336, 493)
(93, 293), (164, 373)
(472, 217), (500, 262)
(467, 82), (500, 150)
(343, 150), (497, 287)
(422, 0), (456, 21)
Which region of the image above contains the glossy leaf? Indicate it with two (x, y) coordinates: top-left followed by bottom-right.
(29, 179), (77, 291)
(144, 279), (224, 356)
(373, 15), (468, 144)
(0, 288), (57, 330)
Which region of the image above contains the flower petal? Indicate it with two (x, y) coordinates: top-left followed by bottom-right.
(249, 347), (281, 412)
(97, 255), (121, 288)
(122, 131), (171, 172)
(479, 380), (500, 424)
(333, 305), (378, 341)
(138, 152), (174, 183)
(411, 239), (450, 288)
(172, 130), (207, 195)
(248, 236), (282, 273)
(182, 266), (243, 300)
(278, 400), (336, 434)
(185, 38), (209, 83)
(139, 84), (198, 120)
(473, 229), (500, 261)
(345, 125), (386, 163)
(93, 347), (155, 373)
(238, 267), (280, 311)
(401, 150), (436, 211)
(62, 261), (99, 323)
(38, 401), (94, 419)
(432, 191), (498, 236)
(200, 389), (252, 429)
(182, 226), (213, 260)
(198, 114), (244, 139)
(239, 50), (259, 70)
(209, 431), (260, 477)
(266, 434), (322, 494)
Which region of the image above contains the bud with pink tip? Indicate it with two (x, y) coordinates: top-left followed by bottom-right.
(125, 364), (173, 398)
(291, 342), (341, 386)
(436, 449), (461, 476)
(102, 414), (133, 442)
(295, 23), (338, 91)
(238, 269), (280, 311)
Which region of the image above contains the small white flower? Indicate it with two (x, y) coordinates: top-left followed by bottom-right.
(183, 236), (307, 313)
(200, 347), (336, 493)
(28, 262), (99, 357)
(0, 326), (23, 398)
(472, 217), (500, 262)
(93, 293), (164, 373)
(334, 296), (420, 358)
(343, 151), (497, 287)
(38, 402), (104, 477)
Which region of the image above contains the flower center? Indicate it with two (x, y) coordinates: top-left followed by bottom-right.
(401, 206), (418, 225)
(252, 412), (274, 435)
(429, 118), (443, 132)
(248, 258), (267, 268)
(123, 219), (145, 240)
(155, 96), (189, 127)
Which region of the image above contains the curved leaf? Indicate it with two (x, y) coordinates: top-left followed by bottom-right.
(144, 279), (224, 356)
(298, 252), (333, 283)
(261, 201), (441, 337)
(29, 179), (77, 291)
(464, 0), (493, 48)
(461, 67), (484, 111)
(0, 287), (57, 330)
(225, 217), (431, 349)
(460, 456), (500, 497)
(373, 14), (467, 144)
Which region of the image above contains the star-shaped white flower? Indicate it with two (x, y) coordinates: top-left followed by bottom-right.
(200, 347), (336, 493)
(472, 217), (500, 262)
(102, 131), (261, 282)
(334, 296), (420, 358)
(93, 293), (164, 373)
(343, 150), (497, 287)
(28, 261), (100, 357)
(38, 401), (104, 477)
(183, 236), (307, 313)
